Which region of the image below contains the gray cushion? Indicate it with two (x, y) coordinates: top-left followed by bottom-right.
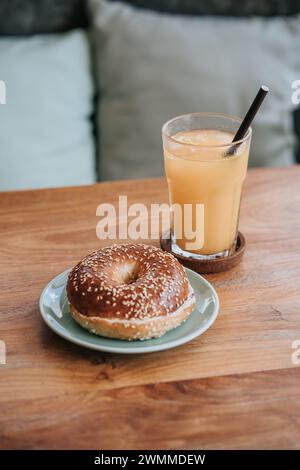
(90, 0), (300, 181)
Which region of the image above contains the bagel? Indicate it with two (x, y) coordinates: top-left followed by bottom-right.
(67, 244), (195, 340)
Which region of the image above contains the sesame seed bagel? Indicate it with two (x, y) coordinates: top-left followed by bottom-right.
(67, 244), (195, 340)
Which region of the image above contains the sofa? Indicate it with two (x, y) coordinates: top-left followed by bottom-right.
(0, 0), (299, 190)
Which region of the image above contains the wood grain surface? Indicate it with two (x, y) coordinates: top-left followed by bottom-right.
(0, 166), (300, 449)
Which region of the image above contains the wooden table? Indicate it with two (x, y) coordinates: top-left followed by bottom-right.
(1, 166), (300, 450)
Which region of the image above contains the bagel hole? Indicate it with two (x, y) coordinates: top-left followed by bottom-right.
(112, 262), (140, 285)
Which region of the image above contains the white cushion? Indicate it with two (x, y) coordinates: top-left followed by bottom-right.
(0, 30), (96, 190)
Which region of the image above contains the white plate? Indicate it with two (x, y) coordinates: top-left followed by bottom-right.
(39, 268), (219, 354)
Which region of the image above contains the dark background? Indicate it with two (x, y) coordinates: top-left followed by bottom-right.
(0, 0), (299, 36)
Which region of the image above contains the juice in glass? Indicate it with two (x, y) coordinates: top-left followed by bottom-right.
(162, 113), (252, 258)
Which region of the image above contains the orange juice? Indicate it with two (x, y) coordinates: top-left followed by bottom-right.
(164, 128), (250, 256)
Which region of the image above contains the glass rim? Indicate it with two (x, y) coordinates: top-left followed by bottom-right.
(162, 112), (252, 148)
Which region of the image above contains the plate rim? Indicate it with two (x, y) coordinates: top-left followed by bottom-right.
(39, 267), (219, 354)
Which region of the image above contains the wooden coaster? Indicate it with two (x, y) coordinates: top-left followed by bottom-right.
(160, 232), (246, 274)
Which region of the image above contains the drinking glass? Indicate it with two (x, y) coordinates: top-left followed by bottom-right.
(162, 112), (252, 259)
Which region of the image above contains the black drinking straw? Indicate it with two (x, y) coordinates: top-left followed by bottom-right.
(225, 85), (269, 156)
